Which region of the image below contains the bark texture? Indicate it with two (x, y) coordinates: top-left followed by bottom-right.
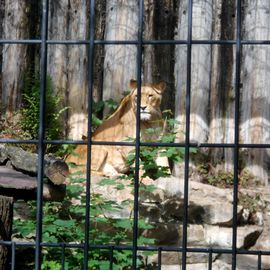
(175, 0), (213, 144)
(208, 0), (236, 171)
(0, 0), (4, 108)
(143, 0), (177, 112)
(0, 145), (69, 185)
(47, 0), (89, 139)
(47, 0), (106, 139)
(1, 0), (35, 118)
(0, 195), (12, 270)
(0, 166), (65, 201)
(240, 0), (270, 184)
(102, 0), (138, 114)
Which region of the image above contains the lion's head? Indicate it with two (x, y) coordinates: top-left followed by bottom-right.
(129, 79), (166, 122)
(93, 80), (166, 142)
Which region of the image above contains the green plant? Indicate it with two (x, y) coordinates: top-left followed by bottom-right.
(21, 73), (67, 144)
(92, 98), (119, 130)
(13, 165), (155, 269)
(238, 193), (266, 214)
(126, 116), (188, 180)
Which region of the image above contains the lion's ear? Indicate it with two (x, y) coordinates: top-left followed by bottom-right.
(154, 81), (166, 93)
(129, 79), (137, 89)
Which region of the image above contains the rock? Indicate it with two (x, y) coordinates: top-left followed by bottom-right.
(204, 225), (262, 249)
(0, 146), (68, 185)
(84, 175), (265, 269)
(143, 224), (262, 258)
(251, 213), (270, 269)
(0, 145), (8, 164)
(142, 176), (243, 226)
(217, 254), (264, 270)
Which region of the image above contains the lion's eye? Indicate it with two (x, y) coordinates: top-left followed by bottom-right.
(149, 94), (153, 98)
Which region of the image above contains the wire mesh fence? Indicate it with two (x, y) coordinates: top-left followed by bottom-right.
(0, 0), (270, 269)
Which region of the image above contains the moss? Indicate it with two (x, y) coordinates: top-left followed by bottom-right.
(238, 193), (266, 214)
(197, 163), (260, 189)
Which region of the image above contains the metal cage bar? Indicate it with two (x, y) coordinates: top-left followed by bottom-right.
(82, 0), (96, 269)
(0, 0), (269, 269)
(231, 0), (242, 269)
(181, 0), (193, 269)
(35, 0), (49, 268)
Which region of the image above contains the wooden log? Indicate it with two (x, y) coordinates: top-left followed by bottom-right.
(44, 154), (69, 185)
(0, 195), (13, 270)
(0, 145), (69, 185)
(0, 167), (66, 201)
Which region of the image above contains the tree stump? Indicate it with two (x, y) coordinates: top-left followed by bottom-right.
(0, 195), (13, 270)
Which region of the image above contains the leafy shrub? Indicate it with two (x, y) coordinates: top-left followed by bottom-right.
(13, 165), (155, 269)
(21, 73), (67, 142)
(92, 98), (118, 130)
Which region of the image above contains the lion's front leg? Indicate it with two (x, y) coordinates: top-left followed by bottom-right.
(103, 147), (130, 177)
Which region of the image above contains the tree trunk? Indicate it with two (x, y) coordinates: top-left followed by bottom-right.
(1, 0), (33, 118)
(240, 0), (270, 185)
(0, 195), (13, 270)
(0, 0), (4, 111)
(102, 0), (138, 114)
(143, 0), (177, 112)
(143, 0), (154, 83)
(174, 0), (213, 176)
(208, 0), (236, 172)
(93, 0), (106, 104)
(47, 0), (89, 140)
(47, 0), (105, 139)
(175, 0), (213, 143)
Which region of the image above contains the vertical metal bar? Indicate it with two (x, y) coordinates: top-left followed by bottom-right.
(258, 252), (262, 270)
(232, 0), (242, 269)
(181, 0), (193, 269)
(61, 243), (65, 270)
(132, 0), (144, 269)
(35, 0), (49, 269)
(11, 242), (16, 270)
(208, 249), (212, 270)
(157, 247), (162, 270)
(109, 246), (114, 270)
(83, 0), (95, 269)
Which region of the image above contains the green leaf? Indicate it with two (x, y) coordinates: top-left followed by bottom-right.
(140, 184), (156, 193)
(105, 98), (118, 110)
(98, 178), (117, 186)
(138, 220), (154, 229)
(138, 236), (155, 245)
(114, 219), (132, 229)
(53, 219), (76, 228)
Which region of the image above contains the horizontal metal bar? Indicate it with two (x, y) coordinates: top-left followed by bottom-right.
(0, 39), (42, 44)
(2, 39), (270, 46)
(1, 241), (270, 255)
(1, 138), (270, 149)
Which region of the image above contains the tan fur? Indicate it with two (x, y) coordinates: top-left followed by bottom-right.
(66, 80), (167, 176)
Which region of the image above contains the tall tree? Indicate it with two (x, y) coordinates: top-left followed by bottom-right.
(1, 0), (35, 118)
(240, 0), (270, 185)
(102, 0), (138, 114)
(47, 0), (106, 139)
(143, 0), (177, 112)
(47, 0), (89, 140)
(174, 0), (213, 175)
(208, 0), (236, 172)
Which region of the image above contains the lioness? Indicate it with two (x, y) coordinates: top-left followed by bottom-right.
(66, 80), (167, 176)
